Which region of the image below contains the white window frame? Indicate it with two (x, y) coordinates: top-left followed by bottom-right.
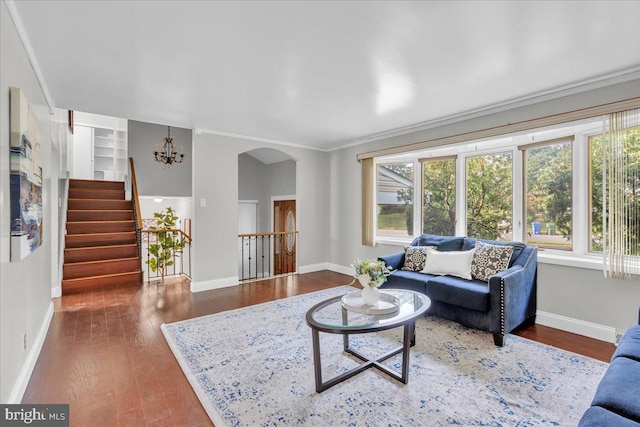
(372, 116), (616, 271)
(375, 159), (419, 245)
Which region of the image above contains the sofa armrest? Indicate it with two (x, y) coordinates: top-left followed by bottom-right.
(488, 247), (538, 339)
(379, 252), (405, 271)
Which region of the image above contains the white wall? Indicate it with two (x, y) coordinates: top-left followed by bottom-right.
(138, 196), (192, 230)
(0, 0), (64, 402)
(327, 78), (640, 337)
(238, 153), (296, 234)
(192, 134), (327, 289)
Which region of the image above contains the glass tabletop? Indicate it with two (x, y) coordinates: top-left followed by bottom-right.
(306, 289), (430, 333)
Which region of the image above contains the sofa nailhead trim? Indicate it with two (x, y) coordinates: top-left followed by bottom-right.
(500, 278), (505, 336)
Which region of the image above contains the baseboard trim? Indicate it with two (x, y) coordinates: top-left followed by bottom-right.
(328, 263), (353, 277)
(191, 276), (239, 293)
(51, 285), (61, 298)
(8, 301), (54, 403)
(299, 263), (330, 274)
(536, 310), (617, 343)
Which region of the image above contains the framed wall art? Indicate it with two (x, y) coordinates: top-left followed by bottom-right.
(10, 87), (43, 261)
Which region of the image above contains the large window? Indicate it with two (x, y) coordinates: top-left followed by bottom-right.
(422, 157), (456, 236)
(466, 152), (512, 240)
(523, 139), (573, 250)
(370, 106), (640, 268)
(377, 162), (414, 237)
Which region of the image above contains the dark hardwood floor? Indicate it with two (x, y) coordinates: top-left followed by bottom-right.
(22, 271), (615, 426)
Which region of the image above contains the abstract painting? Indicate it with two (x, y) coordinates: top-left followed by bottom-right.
(10, 87), (43, 261)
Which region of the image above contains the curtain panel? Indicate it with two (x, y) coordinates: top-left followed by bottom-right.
(603, 108), (640, 279)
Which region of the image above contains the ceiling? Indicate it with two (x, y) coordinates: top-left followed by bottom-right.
(9, 1), (640, 151)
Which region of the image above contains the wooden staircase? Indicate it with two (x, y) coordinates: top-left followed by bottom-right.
(63, 179), (142, 294)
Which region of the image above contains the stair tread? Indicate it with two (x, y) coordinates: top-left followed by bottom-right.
(62, 270), (142, 282)
(65, 243), (137, 251)
(70, 179), (123, 184)
(64, 254), (138, 265)
(67, 219), (133, 225)
(64, 257), (139, 266)
(68, 198), (128, 202)
(67, 231), (135, 236)
(68, 209), (131, 212)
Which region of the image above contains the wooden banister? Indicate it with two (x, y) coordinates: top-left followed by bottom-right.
(129, 157), (143, 231)
(143, 228), (192, 243)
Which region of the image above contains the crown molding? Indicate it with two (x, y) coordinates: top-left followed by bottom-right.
(5, 0), (55, 114)
(194, 127), (329, 153)
(329, 66), (640, 152)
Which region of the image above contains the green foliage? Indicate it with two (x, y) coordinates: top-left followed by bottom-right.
(423, 159), (456, 236)
(526, 142), (573, 245)
(145, 207), (186, 278)
(466, 153), (513, 239)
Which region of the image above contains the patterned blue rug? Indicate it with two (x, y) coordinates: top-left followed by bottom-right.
(161, 286), (607, 426)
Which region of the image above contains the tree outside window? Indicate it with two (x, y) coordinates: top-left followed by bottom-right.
(422, 158), (456, 236)
(524, 141), (573, 250)
(466, 152), (512, 240)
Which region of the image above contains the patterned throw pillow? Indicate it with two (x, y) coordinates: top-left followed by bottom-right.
(471, 241), (514, 282)
(401, 246), (435, 271)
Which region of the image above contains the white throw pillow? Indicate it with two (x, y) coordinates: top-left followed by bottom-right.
(421, 247), (476, 280)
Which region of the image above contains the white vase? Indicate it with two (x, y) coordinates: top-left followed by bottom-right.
(361, 285), (380, 306)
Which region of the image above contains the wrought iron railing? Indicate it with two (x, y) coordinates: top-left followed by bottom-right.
(238, 231), (298, 282)
(142, 228), (192, 283)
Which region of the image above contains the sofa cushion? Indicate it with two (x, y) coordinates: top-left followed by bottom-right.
(462, 238), (526, 267)
(382, 270), (433, 294)
(591, 356), (640, 423)
(422, 248), (476, 280)
(401, 246), (435, 271)
(411, 234), (464, 252)
(613, 325), (640, 362)
(579, 406), (640, 427)
(471, 242), (514, 281)
(424, 275), (490, 312)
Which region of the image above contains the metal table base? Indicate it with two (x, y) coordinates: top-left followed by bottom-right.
(311, 320), (415, 393)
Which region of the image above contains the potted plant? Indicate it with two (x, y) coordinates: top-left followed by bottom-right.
(351, 258), (391, 305)
(146, 207), (186, 281)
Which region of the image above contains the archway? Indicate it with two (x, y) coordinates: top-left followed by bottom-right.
(237, 148), (297, 281)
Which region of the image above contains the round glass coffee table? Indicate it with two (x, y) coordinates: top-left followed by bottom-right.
(305, 289), (430, 392)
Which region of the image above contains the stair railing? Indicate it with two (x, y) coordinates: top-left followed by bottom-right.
(128, 158), (143, 282)
(238, 231), (298, 282)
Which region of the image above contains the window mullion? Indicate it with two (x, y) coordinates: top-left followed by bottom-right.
(573, 134), (588, 255)
(413, 159), (421, 236)
(456, 156), (466, 236)
(513, 148), (524, 242)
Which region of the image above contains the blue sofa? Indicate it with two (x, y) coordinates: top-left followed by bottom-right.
(379, 234), (537, 346)
(578, 309), (640, 426)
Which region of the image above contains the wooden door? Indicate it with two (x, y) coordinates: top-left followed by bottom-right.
(274, 200), (296, 275)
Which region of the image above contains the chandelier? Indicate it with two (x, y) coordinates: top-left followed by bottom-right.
(154, 126), (184, 168)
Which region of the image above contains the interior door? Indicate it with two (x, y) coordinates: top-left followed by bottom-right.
(274, 200), (296, 275)
(238, 202), (257, 279)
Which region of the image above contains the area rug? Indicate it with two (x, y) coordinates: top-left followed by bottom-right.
(161, 286), (607, 426)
